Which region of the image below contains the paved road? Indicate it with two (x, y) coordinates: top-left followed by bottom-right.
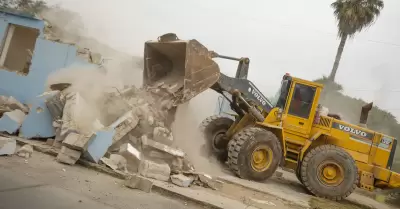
(0, 151), (199, 209)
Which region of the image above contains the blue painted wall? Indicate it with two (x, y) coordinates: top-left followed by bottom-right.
(0, 11), (94, 138)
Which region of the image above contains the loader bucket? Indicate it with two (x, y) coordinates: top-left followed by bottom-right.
(143, 33), (220, 105)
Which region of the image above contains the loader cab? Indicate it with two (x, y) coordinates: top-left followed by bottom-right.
(273, 75), (323, 137)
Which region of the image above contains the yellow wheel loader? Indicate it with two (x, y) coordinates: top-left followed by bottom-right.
(143, 33), (400, 201)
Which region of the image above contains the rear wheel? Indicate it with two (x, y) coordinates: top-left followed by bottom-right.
(296, 164), (304, 184)
(199, 115), (234, 161)
(227, 127), (282, 181)
(300, 145), (358, 201)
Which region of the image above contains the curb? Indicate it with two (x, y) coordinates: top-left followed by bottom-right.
(13, 137), (224, 209)
(151, 185), (220, 209)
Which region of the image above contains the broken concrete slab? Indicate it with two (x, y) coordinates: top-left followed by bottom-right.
(0, 136), (16, 155)
(57, 146), (81, 165)
(0, 95), (29, 113)
(110, 110), (139, 144)
(171, 174), (194, 188)
(171, 157), (184, 173)
(83, 129), (114, 163)
(83, 110), (139, 164)
(100, 154), (127, 172)
(141, 136), (185, 158)
(147, 150), (169, 159)
(119, 143), (141, 173)
(124, 174), (153, 193)
(16, 144), (33, 158)
(44, 90), (66, 121)
(100, 157), (118, 170)
(119, 143), (141, 161)
(153, 126), (173, 145)
(0, 109), (26, 134)
(109, 154), (128, 172)
(139, 159), (171, 182)
(62, 132), (90, 151)
(19, 96), (57, 138)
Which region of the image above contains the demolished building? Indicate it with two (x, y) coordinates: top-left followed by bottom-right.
(0, 9), (101, 138)
(0, 9), (201, 188)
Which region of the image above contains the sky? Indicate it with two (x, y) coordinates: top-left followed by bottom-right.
(47, 0), (400, 119)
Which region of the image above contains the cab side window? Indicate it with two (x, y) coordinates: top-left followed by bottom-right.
(288, 83), (316, 118)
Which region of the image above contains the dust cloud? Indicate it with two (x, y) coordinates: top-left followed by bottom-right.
(172, 90), (227, 176)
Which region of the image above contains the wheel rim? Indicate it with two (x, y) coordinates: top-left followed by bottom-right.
(317, 161), (344, 186)
(212, 131), (227, 151)
(251, 145), (273, 172)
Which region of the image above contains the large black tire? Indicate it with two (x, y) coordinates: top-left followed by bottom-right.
(296, 163), (304, 184)
(300, 145), (359, 201)
(227, 127), (282, 181)
(199, 115), (234, 161)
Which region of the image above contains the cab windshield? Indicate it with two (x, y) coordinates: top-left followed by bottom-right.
(270, 79), (291, 109)
(269, 89), (281, 107)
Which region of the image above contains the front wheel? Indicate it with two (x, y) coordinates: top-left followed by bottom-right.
(199, 115), (234, 161)
(300, 145), (359, 201)
(227, 127), (282, 181)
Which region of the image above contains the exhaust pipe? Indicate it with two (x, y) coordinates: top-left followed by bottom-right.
(359, 102), (373, 127)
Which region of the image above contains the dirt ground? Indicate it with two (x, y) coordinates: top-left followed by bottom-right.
(1, 142), (398, 209)
(0, 148), (203, 209)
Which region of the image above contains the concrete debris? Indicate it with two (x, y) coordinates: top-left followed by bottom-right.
(182, 158), (196, 172)
(196, 173), (224, 190)
(100, 154), (128, 172)
(62, 132), (90, 151)
(45, 90), (66, 121)
(57, 146), (81, 165)
(40, 70), (194, 184)
(170, 174), (194, 188)
(244, 197), (276, 208)
(139, 159), (171, 182)
(171, 157), (184, 173)
(109, 154), (128, 172)
(153, 126), (173, 145)
(119, 143), (141, 173)
(16, 144), (33, 158)
(0, 109), (26, 134)
(0, 136), (16, 155)
(148, 150), (168, 159)
(110, 110), (139, 144)
(141, 136), (185, 158)
(0, 95), (29, 114)
(125, 174), (153, 193)
(53, 140), (62, 148)
(100, 157), (117, 170)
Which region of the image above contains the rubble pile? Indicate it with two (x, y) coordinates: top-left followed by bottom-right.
(39, 79), (215, 190)
(0, 95), (30, 134)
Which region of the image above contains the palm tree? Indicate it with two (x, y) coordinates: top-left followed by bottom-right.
(329, 0), (384, 81)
